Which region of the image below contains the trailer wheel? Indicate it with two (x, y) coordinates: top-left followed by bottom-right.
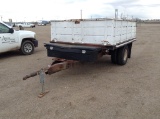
(111, 50), (118, 64)
(20, 40), (34, 55)
(117, 46), (129, 65)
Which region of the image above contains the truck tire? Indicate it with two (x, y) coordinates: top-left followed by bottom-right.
(19, 26), (24, 30)
(117, 45), (129, 65)
(20, 40), (34, 55)
(111, 50), (118, 64)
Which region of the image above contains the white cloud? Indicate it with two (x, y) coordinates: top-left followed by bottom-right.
(0, 0), (160, 22)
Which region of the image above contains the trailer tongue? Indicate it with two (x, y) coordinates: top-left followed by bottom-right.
(23, 58), (78, 80)
(23, 58), (78, 97)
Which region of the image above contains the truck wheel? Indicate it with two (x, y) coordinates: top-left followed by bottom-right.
(111, 50), (118, 64)
(19, 26), (24, 30)
(117, 46), (129, 65)
(20, 40), (34, 55)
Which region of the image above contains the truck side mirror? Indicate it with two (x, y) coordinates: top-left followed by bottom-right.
(9, 28), (14, 33)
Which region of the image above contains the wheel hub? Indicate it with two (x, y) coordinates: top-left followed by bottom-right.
(24, 43), (32, 53)
(123, 49), (128, 61)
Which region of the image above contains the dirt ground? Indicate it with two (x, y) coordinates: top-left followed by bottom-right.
(0, 23), (160, 119)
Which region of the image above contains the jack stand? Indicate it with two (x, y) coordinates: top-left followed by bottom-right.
(38, 69), (49, 98)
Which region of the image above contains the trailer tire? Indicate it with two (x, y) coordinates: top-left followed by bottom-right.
(20, 40), (34, 55)
(111, 50), (118, 64)
(128, 43), (132, 58)
(117, 46), (129, 65)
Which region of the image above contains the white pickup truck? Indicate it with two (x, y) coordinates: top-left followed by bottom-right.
(16, 22), (35, 28)
(0, 21), (38, 55)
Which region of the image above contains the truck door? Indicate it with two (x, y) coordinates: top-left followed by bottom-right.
(24, 23), (27, 27)
(26, 23), (30, 27)
(24, 23), (29, 27)
(0, 23), (18, 53)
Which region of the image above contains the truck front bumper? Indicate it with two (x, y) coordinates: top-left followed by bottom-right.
(33, 39), (38, 47)
(44, 43), (102, 62)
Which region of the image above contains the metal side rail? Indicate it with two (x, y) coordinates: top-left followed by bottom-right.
(23, 58), (78, 97)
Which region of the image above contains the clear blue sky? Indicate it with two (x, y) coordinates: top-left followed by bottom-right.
(1, 0), (160, 22)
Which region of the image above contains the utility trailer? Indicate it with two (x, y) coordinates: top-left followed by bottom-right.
(23, 18), (136, 97)
(45, 18), (136, 65)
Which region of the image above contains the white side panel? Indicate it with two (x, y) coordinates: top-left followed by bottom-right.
(132, 22), (136, 39)
(51, 19), (136, 46)
(82, 21), (109, 44)
(51, 22), (73, 43)
(114, 21), (136, 45)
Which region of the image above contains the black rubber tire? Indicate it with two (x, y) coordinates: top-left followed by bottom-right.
(111, 50), (118, 64)
(19, 26), (24, 30)
(20, 40), (34, 55)
(128, 43), (132, 58)
(117, 45), (129, 65)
